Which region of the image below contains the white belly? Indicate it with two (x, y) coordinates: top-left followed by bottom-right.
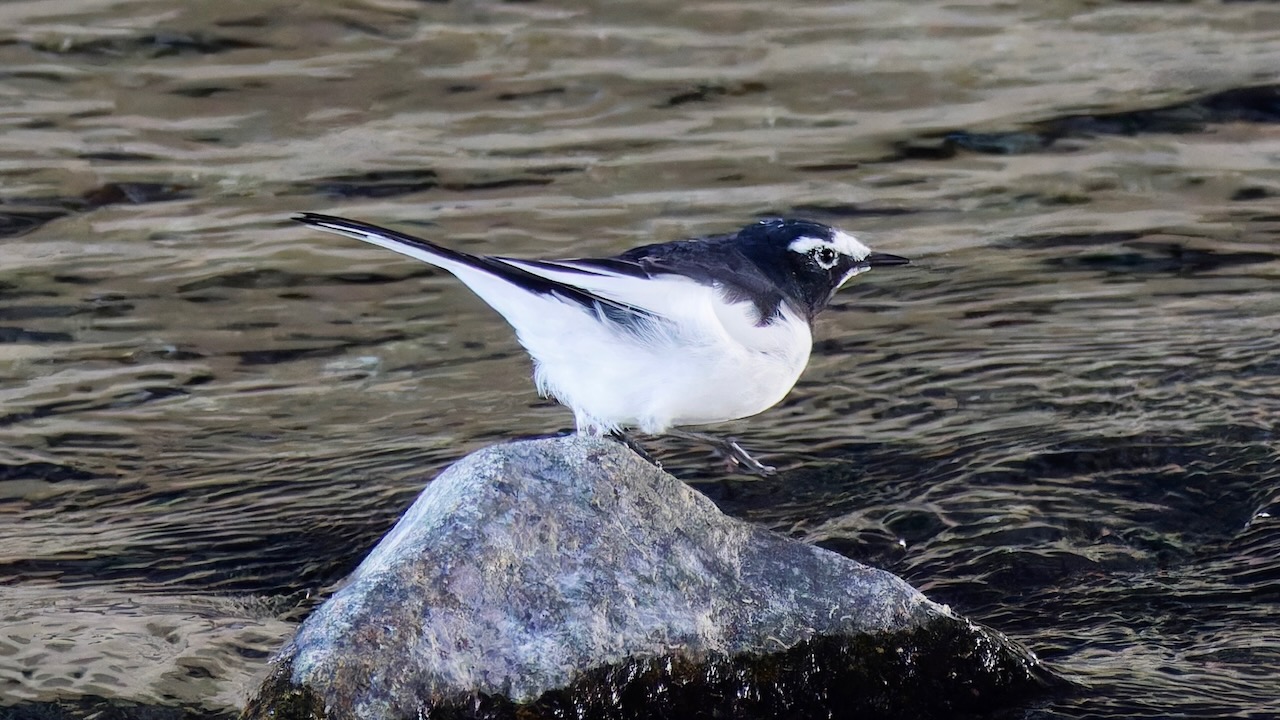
(530, 304), (813, 434)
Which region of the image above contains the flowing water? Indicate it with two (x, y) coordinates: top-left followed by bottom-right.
(2, 1), (1278, 718)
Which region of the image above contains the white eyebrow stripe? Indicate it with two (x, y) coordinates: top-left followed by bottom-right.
(787, 231), (872, 261)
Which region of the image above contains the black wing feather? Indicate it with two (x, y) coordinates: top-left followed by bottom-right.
(293, 213), (658, 329)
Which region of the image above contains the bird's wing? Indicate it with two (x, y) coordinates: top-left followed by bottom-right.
(497, 253), (791, 353)
(293, 213), (658, 333)
(494, 255), (718, 324)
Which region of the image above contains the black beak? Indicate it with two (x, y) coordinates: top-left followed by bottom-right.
(864, 252), (910, 268)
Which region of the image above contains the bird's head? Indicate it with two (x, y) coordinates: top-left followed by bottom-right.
(738, 218), (910, 319)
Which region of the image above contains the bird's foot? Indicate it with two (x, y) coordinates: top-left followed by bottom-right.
(717, 436), (778, 477)
(668, 429), (776, 477)
(608, 430), (662, 469)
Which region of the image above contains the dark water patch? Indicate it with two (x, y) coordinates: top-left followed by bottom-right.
(0, 304), (81, 321)
(39, 432), (137, 453)
(0, 532), (355, 596)
(178, 294), (226, 304)
(169, 85), (237, 99)
(490, 138), (662, 157)
(768, 203), (919, 219)
(0, 400), (110, 429)
(0, 462), (99, 483)
(288, 170), (558, 198)
(84, 300), (136, 319)
(0, 209), (68, 238)
(77, 152), (158, 163)
(526, 164), (583, 177)
(329, 271), (426, 284)
(233, 332), (407, 366)
(113, 386), (190, 405)
(945, 131), (1054, 155)
(382, 346), (526, 375)
(794, 161), (862, 173)
(1213, 523), (1280, 590)
(81, 182), (192, 208)
(179, 268), (434, 293)
(0, 183), (193, 234)
(3, 475), (415, 596)
(1007, 231), (1146, 250)
(440, 177), (554, 192)
(707, 426), (1276, 574)
(1231, 186), (1272, 201)
(233, 345), (357, 366)
(219, 320), (280, 331)
(882, 140), (962, 161)
(0, 282), (56, 301)
(1044, 241), (1280, 275)
(215, 15), (272, 28)
(981, 439), (1270, 542)
(51, 274), (103, 286)
(0, 386), (192, 429)
(0, 698), (235, 720)
(495, 87), (566, 101)
(318, 14), (403, 38)
(890, 84), (1280, 159)
(694, 442), (926, 516)
(289, 169), (439, 199)
(179, 268), (313, 292)
(0, 68), (79, 83)
(658, 81), (768, 108)
(1059, 83), (1280, 131)
(0, 327), (73, 343)
(0, 294), (135, 322)
(1009, 191), (1092, 208)
(30, 32), (263, 59)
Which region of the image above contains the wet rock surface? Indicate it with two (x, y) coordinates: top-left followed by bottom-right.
(242, 437), (1057, 720)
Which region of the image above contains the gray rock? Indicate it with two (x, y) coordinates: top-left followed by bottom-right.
(242, 436), (1059, 720)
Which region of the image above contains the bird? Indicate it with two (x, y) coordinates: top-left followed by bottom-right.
(294, 212), (909, 475)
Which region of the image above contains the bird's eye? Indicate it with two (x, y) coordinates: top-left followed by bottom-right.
(810, 246), (838, 269)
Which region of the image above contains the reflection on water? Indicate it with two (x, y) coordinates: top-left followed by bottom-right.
(1, 1), (1278, 718)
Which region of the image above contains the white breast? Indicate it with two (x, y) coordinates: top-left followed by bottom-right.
(521, 283), (813, 434)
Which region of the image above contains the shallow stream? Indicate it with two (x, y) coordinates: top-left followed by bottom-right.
(1, 1), (1278, 717)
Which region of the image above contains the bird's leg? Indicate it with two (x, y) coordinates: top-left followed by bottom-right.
(608, 430), (661, 468)
(667, 429), (777, 477)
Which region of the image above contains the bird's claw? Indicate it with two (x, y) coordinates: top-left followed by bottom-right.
(719, 437), (777, 477)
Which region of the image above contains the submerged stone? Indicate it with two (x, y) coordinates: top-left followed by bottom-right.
(242, 436), (1059, 720)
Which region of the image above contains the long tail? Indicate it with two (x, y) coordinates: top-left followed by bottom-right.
(296, 212), (518, 281)
(292, 213), (654, 326)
